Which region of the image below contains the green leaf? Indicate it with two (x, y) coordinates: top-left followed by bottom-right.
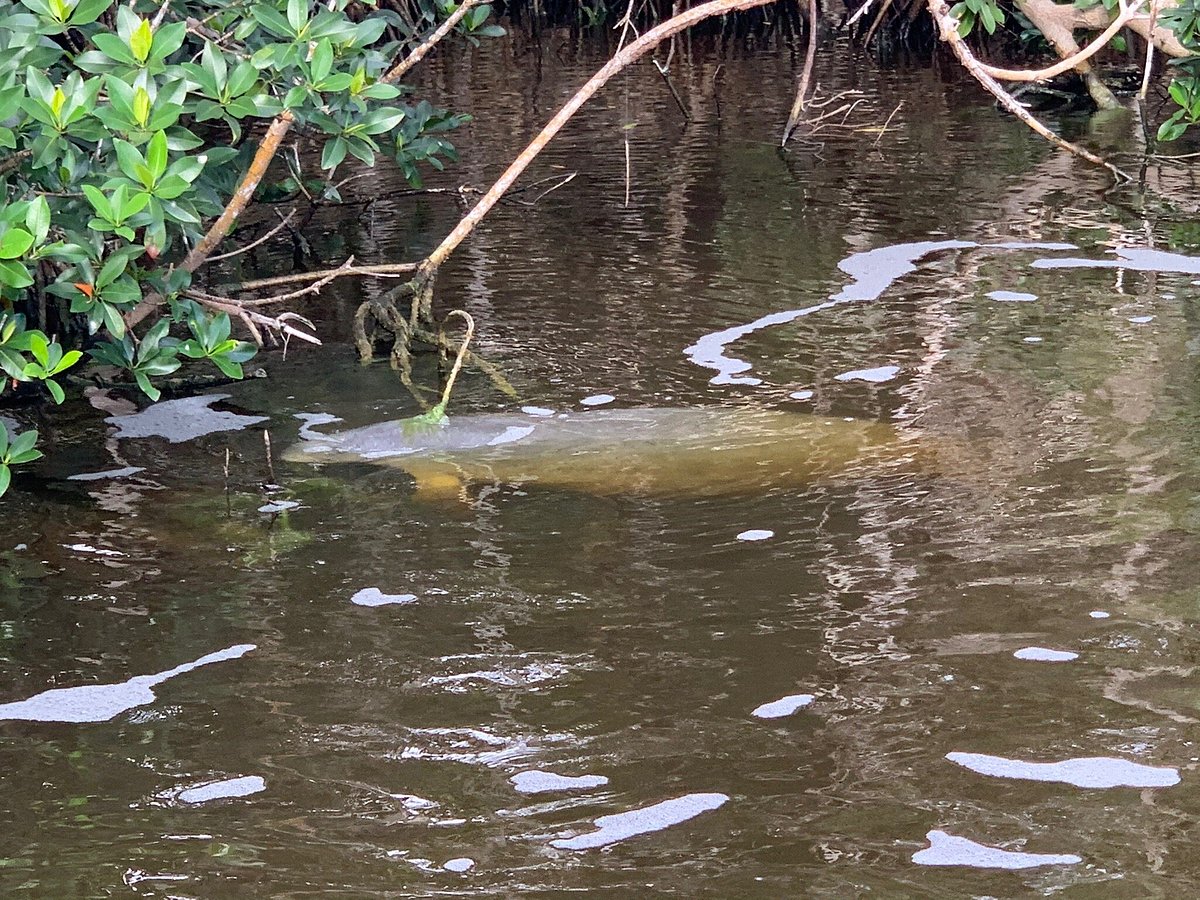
(146, 130), (168, 181)
(0, 229), (35, 260)
(25, 197), (50, 246)
(0, 465), (9, 497)
(0, 261), (33, 289)
(129, 18), (153, 64)
(45, 379), (65, 404)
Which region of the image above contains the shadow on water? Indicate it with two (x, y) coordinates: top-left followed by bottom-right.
(9, 29), (1200, 897)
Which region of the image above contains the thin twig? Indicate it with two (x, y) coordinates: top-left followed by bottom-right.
(226, 261), (420, 293)
(205, 209), (297, 262)
(782, 0), (820, 145)
(384, 0), (482, 82)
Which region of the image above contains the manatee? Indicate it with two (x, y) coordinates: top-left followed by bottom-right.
(283, 406), (927, 499)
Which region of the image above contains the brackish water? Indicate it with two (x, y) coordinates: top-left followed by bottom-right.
(6, 31), (1200, 897)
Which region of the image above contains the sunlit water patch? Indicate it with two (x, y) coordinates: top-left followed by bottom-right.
(67, 466), (145, 481)
(0, 644), (255, 723)
(580, 394), (615, 407)
(835, 365), (900, 384)
(550, 793), (729, 850)
(1032, 246), (1200, 275)
(736, 529), (775, 542)
(987, 290), (1038, 302)
(946, 752), (1180, 788)
(912, 830), (1082, 869)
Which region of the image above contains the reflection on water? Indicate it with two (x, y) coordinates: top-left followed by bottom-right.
(7, 27), (1200, 897)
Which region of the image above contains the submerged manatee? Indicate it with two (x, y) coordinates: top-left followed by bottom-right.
(283, 406), (923, 498)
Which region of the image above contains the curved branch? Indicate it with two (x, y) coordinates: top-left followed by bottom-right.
(979, 0), (1148, 82)
(383, 0), (483, 83)
(927, 0), (1131, 180)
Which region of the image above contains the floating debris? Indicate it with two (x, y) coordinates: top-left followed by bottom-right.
(0, 644), (255, 723)
(736, 530), (775, 542)
(442, 858), (475, 873)
(106, 394), (267, 443)
(351, 588), (417, 607)
(752, 694), (815, 719)
(1013, 647), (1078, 662)
(580, 394), (615, 407)
(835, 365), (900, 384)
(550, 792), (728, 850)
(946, 752), (1179, 788)
(913, 830), (1081, 869)
(510, 771), (609, 794)
(986, 290), (1038, 302)
(67, 466), (145, 482)
(177, 775), (267, 804)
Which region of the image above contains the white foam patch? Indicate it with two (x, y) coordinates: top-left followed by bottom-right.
(294, 411), (343, 440)
(442, 858), (475, 872)
(736, 529), (774, 542)
(0, 644), (255, 723)
(351, 588), (417, 607)
(1023, 337), (1044, 343)
(683, 241), (1075, 385)
(580, 394), (615, 407)
(68, 466), (144, 482)
(521, 406), (555, 417)
(1089, 610), (1111, 619)
(177, 775), (266, 804)
(63, 543), (125, 557)
(1128, 315), (1155, 324)
(789, 390), (814, 401)
(1033, 247), (1200, 275)
(835, 365), (900, 384)
(752, 694), (814, 719)
(511, 771), (609, 794)
(487, 425), (536, 446)
(550, 792), (729, 850)
(107, 395), (268, 443)
(946, 752), (1179, 788)
(987, 290), (1038, 302)
(1013, 647), (1078, 662)
(913, 830), (1082, 869)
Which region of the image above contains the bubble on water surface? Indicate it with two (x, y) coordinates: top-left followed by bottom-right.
(986, 291), (1038, 302)
(1089, 610), (1111, 619)
(550, 792), (729, 850)
(511, 771), (609, 794)
(0, 643), (255, 723)
(521, 406), (555, 417)
(912, 830), (1082, 869)
(176, 775), (267, 804)
(106, 394), (268, 443)
(442, 858), (475, 872)
(736, 529), (774, 542)
(351, 588), (417, 607)
(580, 394), (615, 407)
(1013, 647), (1078, 662)
(835, 366), (900, 384)
(946, 752), (1179, 788)
(68, 466), (145, 481)
(752, 694), (814, 719)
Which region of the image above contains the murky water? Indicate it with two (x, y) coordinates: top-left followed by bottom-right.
(7, 30), (1200, 896)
